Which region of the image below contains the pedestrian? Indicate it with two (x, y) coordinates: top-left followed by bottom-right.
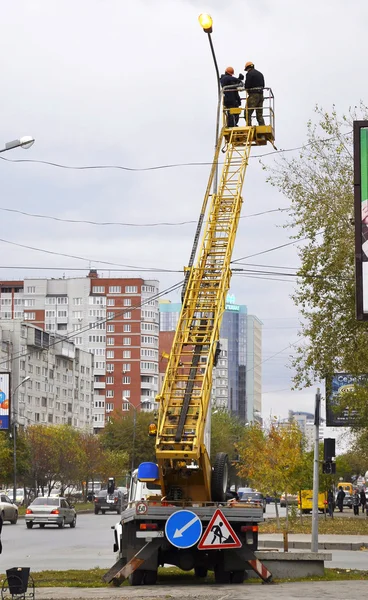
(220, 67), (242, 128)
(353, 489), (360, 516)
(244, 61), (265, 126)
(327, 489), (334, 518)
(336, 486), (345, 512)
(360, 488), (366, 513)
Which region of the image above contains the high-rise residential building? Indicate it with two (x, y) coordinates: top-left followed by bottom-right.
(159, 295), (262, 422)
(0, 321), (94, 430)
(280, 411), (325, 452)
(0, 274), (159, 431)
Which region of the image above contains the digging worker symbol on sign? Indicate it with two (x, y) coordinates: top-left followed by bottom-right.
(211, 521), (235, 545)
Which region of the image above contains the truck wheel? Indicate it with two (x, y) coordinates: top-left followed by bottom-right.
(231, 570), (245, 584)
(128, 571), (143, 586)
(214, 564), (231, 584)
(143, 570), (157, 585)
(211, 452), (229, 502)
(194, 566), (208, 578)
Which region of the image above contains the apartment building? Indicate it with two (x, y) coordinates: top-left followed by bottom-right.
(0, 321), (93, 430)
(0, 274), (159, 431)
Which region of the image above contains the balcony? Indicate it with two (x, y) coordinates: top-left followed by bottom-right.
(94, 381), (106, 390)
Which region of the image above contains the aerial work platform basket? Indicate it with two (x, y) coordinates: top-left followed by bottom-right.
(222, 86), (275, 146)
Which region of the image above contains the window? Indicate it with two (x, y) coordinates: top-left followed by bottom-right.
(106, 363), (114, 372)
(123, 338), (131, 346)
(106, 402), (114, 412)
(122, 390), (130, 398)
(73, 323), (82, 331)
(57, 297), (68, 305)
(74, 337), (82, 345)
(106, 350), (114, 358)
(41, 397), (47, 407)
(45, 323), (56, 332)
(89, 296), (106, 305)
(88, 335), (105, 343)
(27, 286), (36, 293)
(123, 350), (131, 358)
(24, 312), (35, 320)
(24, 299), (35, 307)
(142, 285), (156, 293)
(109, 286), (121, 293)
(92, 286), (105, 294)
(57, 310), (68, 318)
(45, 310), (55, 318)
(88, 309), (106, 318)
(46, 297), (56, 305)
(107, 298), (115, 306)
(124, 298), (132, 306)
(107, 324), (114, 332)
(125, 286), (137, 293)
(73, 298), (82, 305)
(122, 402), (130, 411)
(123, 363), (131, 372)
(106, 390), (114, 398)
(107, 311), (115, 319)
(107, 337), (114, 346)
(106, 376), (114, 384)
(14, 311), (23, 319)
(123, 324), (131, 332)
(95, 361), (106, 370)
(123, 376), (131, 384)
(124, 312), (131, 319)
(1, 298), (11, 306)
(73, 311), (83, 319)
(57, 323), (67, 331)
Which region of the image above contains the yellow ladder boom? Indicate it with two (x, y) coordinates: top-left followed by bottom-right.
(156, 89), (275, 502)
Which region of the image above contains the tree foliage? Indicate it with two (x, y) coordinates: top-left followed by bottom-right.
(101, 410), (156, 469)
(265, 105), (368, 399)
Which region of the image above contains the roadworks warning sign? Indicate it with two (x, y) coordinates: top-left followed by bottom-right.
(197, 508), (242, 550)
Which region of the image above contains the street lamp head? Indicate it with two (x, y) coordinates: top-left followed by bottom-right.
(19, 136), (35, 149)
(198, 13), (213, 33)
(5, 136), (35, 151)
(22, 376), (31, 384)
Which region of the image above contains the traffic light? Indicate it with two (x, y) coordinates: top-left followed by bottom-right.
(322, 461), (336, 475)
(324, 438), (336, 461)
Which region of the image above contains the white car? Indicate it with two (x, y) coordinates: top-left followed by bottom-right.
(25, 497), (76, 529)
(0, 493), (18, 524)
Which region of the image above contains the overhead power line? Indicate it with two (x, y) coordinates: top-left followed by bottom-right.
(0, 206), (288, 228)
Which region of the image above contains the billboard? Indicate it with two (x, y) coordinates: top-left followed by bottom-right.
(326, 373), (364, 426)
(0, 372), (10, 430)
(354, 121), (368, 319)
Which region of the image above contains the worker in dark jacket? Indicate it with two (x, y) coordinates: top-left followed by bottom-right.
(244, 61), (265, 126)
(220, 67), (242, 127)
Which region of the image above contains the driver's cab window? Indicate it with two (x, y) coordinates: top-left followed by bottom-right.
(4, 496), (11, 503)
(1, 495), (7, 502)
(129, 475), (137, 503)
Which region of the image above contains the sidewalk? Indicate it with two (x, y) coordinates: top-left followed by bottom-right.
(259, 533), (368, 550)
(29, 580), (368, 600)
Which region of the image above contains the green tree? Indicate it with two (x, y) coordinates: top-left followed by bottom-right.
(265, 105), (368, 408)
(210, 409), (245, 486)
(101, 410), (156, 469)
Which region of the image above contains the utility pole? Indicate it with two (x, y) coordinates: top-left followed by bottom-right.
(311, 388), (321, 553)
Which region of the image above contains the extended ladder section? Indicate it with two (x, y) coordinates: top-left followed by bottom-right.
(156, 89), (275, 501)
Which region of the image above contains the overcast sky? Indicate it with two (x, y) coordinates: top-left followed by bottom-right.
(1, 0), (366, 427)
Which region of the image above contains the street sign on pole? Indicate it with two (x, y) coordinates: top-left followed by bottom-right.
(165, 510), (202, 549)
(198, 509), (241, 550)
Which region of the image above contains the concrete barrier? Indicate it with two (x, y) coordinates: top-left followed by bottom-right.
(253, 551), (332, 579)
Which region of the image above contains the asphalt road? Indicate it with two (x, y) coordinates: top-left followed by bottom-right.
(1, 512), (368, 573)
(1, 512), (120, 572)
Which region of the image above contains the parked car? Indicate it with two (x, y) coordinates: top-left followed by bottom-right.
(6, 488), (25, 506)
(238, 490), (266, 513)
(94, 489), (124, 514)
(0, 493), (18, 524)
(25, 497), (76, 529)
(280, 493), (298, 507)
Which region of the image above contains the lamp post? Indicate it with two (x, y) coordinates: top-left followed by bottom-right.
(198, 13), (221, 193)
(122, 397), (140, 473)
(0, 136), (35, 154)
(12, 376), (31, 504)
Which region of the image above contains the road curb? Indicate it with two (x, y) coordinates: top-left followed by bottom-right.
(258, 539), (368, 551)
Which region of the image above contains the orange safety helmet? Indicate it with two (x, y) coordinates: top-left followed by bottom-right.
(244, 61), (254, 70)
(225, 66), (234, 75)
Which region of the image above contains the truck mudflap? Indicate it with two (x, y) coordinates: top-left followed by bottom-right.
(103, 539), (162, 586)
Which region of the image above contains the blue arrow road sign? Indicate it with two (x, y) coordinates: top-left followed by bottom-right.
(165, 510), (202, 549)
